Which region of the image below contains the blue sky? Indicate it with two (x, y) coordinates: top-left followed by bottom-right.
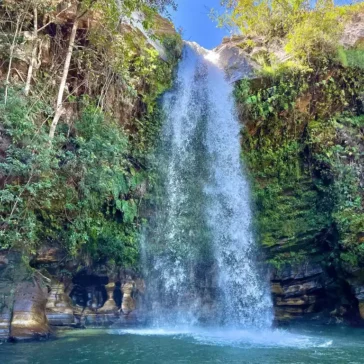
(170, 0), (355, 50)
(171, 0), (229, 49)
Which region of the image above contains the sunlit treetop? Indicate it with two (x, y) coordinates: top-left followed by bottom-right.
(219, 0), (364, 66)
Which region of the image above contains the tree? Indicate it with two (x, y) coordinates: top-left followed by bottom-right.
(24, 0), (62, 96)
(24, 4), (38, 96)
(2, 0), (31, 104)
(220, 0), (350, 65)
(49, 14), (79, 140)
(48, 0), (178, 141)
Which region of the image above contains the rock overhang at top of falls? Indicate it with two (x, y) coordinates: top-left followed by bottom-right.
(182, 39), (259, 83)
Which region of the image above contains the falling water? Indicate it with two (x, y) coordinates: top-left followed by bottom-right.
(142, 42), (273, 329)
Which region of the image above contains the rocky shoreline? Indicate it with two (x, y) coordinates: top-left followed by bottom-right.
(0, 250), (146, 341)
(2, 247), (364, 342)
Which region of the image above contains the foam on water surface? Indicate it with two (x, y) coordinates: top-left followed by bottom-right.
(110, 327), (334, 349)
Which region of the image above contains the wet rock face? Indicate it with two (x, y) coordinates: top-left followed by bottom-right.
(33, 246), (65, 265)
(0, 252), (50, 341)
(214, 35), (290, 83)
(345, 268), (364, 321)
(270, 261), (364, 323)
(214, 37), (257, 82)
(353, 285), (364, 320)
(121, 281), (136, 315)
(45, 271), (144, 329)
(98, 283), (119, 313)
(0, 311), (11, 340)
(10, 281), (49, 341)
(46, 282), (74, 326)
(0, 249), (147, 341)
(270, 262), (328, 322)
(0, 253), (11, 340)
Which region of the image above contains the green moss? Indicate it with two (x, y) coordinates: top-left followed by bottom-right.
(338, 47), (364, 69)
(236, 61), (364, 270)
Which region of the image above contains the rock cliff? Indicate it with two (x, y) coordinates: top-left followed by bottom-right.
(1, 0), (363, 341)
(230, 10), (364, 324)
(0, 0), (181, 341)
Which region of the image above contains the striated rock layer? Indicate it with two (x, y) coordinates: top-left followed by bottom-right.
(271, 263), (328, 322)
(10, 281), (49, 341)
(0, 252), (50, 341)
(46, 281), (74, 326)
(0, 249), (146, 341)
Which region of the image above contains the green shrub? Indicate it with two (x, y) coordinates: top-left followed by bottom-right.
(0, 90), (143, 266)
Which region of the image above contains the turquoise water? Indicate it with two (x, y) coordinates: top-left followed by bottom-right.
(1, 325), (364, 363)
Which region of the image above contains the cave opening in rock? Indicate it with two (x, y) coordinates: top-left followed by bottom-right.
(70, 273), (108, 309)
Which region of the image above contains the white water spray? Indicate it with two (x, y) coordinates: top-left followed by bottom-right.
(143, 42), (273, 328)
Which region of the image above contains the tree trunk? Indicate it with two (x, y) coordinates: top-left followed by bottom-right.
(24, 6), (38, 96)
(4, 17), (21, 105)
(49, 18), (78, 141)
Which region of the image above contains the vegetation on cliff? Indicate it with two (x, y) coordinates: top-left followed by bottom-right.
(220, 0), (361, 67)
(1, 0), (363, 326)
(0, 0), (181, 267)
(223, 1), (364, 273)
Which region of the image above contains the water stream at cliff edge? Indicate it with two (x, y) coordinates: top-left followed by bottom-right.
(111, 43), (342, 351)
(141, 42), (272, 329)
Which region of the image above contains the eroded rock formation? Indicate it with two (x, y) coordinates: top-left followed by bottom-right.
(10, 281), (49, 341)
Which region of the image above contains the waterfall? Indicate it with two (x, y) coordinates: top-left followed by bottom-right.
(142, 42), (273, 329)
